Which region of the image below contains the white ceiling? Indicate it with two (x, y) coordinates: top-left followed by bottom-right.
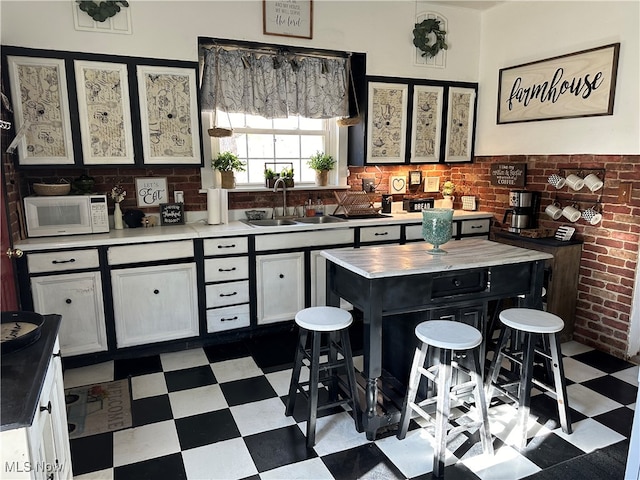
(431, 1), (503, 10)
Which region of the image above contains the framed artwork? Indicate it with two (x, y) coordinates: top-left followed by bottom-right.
(366, 82), (408, 164)
(497, 43), (620, 124)
(160, 203), (185, 226)
(409, 170), (422, 185)
(444, 86), (476, 163)
(6, 56), (74, 165)
(424, 176), (440, 193)
(389, 175), (407, 194)
(263, 0), (313, 39)
(74, 60), (134, 165)
(136, 65), (202, 165)
(410, 85), (443, 163)
(135, 177), (168, 207)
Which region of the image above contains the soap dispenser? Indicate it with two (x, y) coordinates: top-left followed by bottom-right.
(315, 197), (324, 216)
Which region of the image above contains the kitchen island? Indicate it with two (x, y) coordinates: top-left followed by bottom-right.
(321, 238), (553, 440)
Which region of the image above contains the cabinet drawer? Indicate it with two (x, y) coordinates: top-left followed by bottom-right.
(359, 225), (401, 243)
(460, 219), (491, 236)
(205, 257), (248, 282)
(203, 237), (248, 256)
(207, 304), (250, 332)
(28, 249), (99, 273)
(206, 280), (250, 308)
(405, 223), (458, 241)
(255, 228), (353, 251)
(108, 240), (194, 265)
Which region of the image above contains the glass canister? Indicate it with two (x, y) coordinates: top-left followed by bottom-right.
(421, 208), (454, 254)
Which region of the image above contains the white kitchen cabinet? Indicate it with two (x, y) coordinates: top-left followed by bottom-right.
(31, 271), (107, 357)
(27, 248), (107, 357)
(256, 252), (305, 325)
(111, 263), (199, 348)
(1, 339), (72, 480)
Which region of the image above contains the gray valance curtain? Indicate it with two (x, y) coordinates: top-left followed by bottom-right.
(200, 48), (349, 119)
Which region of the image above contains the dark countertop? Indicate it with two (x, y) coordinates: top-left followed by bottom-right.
(1, 314), (61, 431)
(494, 229), (583, 247)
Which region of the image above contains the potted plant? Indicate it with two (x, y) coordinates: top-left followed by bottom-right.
(212, 151), (246, 189)
(281, 166), (294, 188)
(307, 151), (336, 186)
(264, 167), (278, 188)
(441, 180), (455, 208)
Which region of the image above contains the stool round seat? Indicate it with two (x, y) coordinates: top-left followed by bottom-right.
(295, 306), (352, 332)
(415, 320), (482, 350)
(499, 308), (564, 334)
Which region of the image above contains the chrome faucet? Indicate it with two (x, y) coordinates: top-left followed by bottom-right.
(273, 177), (287, 217)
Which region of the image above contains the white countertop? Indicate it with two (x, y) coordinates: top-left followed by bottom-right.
(320, 238), (553, 279)
(14, 210), (494, 251)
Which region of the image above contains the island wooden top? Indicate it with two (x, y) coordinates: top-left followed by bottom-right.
(320, 238), (553, 279)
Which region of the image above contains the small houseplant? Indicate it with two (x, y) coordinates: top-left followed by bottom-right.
(264, 167), (278, 188)
(212, 151), (246, 189)
(307, 152), (336, 186)
(281, 166), (294, 188)
(441, 180), (455, 208)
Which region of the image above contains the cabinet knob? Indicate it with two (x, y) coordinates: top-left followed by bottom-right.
(65, 298), (72, 304)
(153, 289), (160, 294)
(167, 113), (173, 119)
(279, 273), (284, 279)
(40, 401), (52, 414)
(53, 351), (61, 358)
(5, 248), (23, 259)
(452, 279), (461, 287)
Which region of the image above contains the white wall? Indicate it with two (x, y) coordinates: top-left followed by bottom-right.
(0, 1), (481, 82)
(476, 1), (640, 155)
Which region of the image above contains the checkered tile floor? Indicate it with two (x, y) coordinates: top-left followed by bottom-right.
(63, 327), (638, 480)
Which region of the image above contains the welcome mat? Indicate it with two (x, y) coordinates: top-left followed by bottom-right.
(65, 379), (132, 440)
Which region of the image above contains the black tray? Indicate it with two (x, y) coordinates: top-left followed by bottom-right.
(1, 311), (45, 355)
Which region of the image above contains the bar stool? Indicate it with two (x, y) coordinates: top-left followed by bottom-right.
(397, 320), (493, 478)
(285, 306), (362, 448)
(485, 308), (572, 450)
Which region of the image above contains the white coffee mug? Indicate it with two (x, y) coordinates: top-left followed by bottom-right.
(583, 173), (604, 192)
(565, 174), (584, 191)
(562, 204), (582, 222)
(545, 202), (563, 220)
(548, 174), (566, 189)
(582, 207), (602, 225)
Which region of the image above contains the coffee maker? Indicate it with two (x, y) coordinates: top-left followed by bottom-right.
(503, 190), (539, 233)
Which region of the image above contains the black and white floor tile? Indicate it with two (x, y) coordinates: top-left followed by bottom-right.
(63, 330), (638, 480)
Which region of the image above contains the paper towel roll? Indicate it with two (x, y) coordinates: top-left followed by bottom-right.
(219, 189), (229, 224)
(207, 188), (221, 225)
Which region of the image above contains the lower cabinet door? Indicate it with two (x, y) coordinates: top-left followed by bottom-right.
(31, 272), (107, 357)
(256, 252), (305, 325)
(111, 263), (199, 348)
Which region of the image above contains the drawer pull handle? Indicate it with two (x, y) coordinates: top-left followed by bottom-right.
(374, 232), (389, 236)
(40, 401), (52, 414)
(220, 292), (237, 297)
(279, 274), (284, 279)
(221, 316), (238, 322)
(52, 258), (75, 264)
(471, 225), (483, 229)
(218, 267), (237, 272)
(453, 279), (461, 287)
(218, 244), (236, 249)
(65, 298), (72, 304)
(153, 289), (160, 294)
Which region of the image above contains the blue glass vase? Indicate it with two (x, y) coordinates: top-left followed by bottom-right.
(422, 208), (454, 254)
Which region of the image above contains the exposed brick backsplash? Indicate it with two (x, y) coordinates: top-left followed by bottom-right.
(4, 154), (639, 360)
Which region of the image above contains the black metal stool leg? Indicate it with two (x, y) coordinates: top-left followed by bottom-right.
(285, 329), (307, 416)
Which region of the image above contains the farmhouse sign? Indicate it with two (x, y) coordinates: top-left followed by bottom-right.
(497, 43), (620, 124)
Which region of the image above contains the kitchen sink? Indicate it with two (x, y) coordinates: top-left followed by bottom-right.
(293, 216), (347, 224)
(243, 219), (298, 227)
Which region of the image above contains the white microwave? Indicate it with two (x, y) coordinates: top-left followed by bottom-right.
(24, 194), (109, 237)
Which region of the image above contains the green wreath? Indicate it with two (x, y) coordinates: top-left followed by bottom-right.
(77, 1), (129, 22)
(413, 19), (448, 58)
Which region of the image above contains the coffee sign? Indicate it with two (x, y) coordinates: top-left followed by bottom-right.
(497, 43), (619, 124)
(491, 163), (526, 187)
